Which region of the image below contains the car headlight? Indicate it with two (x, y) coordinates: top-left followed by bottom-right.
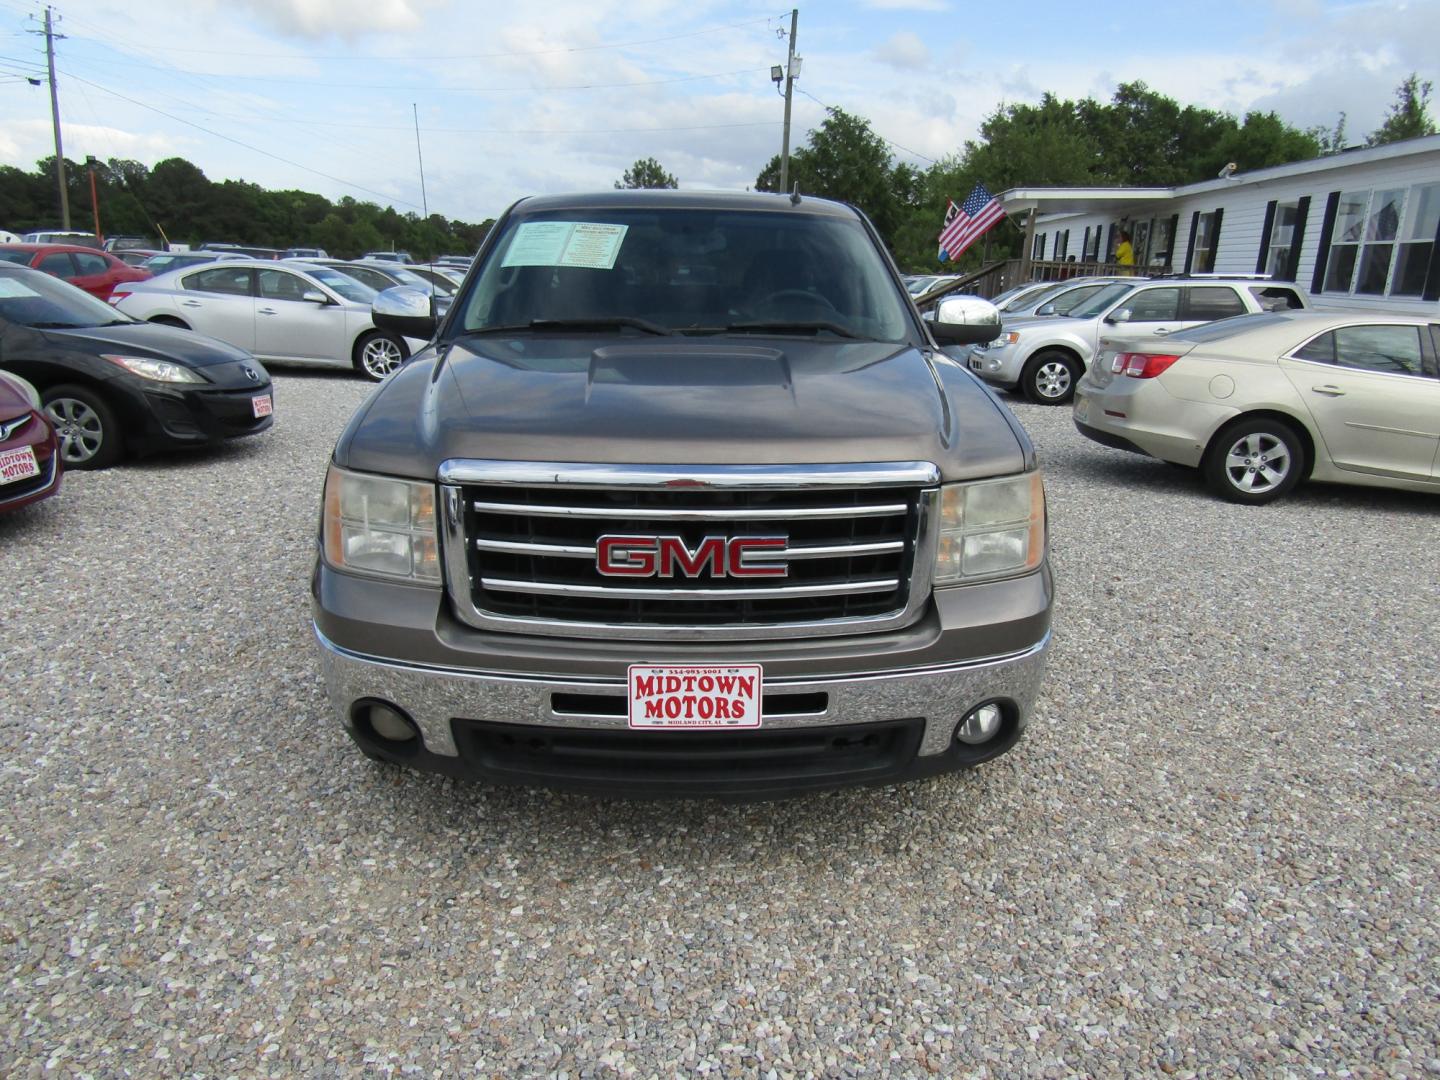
(933, 472), (1046, 585)
(322, 465), (440, 584)
(102, 354), (205, 383)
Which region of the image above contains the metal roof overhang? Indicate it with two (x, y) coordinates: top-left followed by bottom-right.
(999, 188), (1177, 217)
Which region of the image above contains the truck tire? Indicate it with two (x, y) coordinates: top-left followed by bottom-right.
(1022, 350), (1080, 405)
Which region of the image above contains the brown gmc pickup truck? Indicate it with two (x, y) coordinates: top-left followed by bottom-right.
(312, 190), (1051, 798)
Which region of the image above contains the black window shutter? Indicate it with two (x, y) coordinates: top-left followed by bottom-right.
(1210, 208), (1224, 271)
(1423, 210), (1440, 302)
(1165, 214), (1179, 269)
(1083, 226), (1091, 259)
(1284, 196), (1310, 282)
(1183, 212), (1200, 274)
(1256, 201), (1277, 274)
(1099, 224), (1108, 261)
(1312, 191), (1342, 293)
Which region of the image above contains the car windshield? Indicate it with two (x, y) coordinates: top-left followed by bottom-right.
(0, 271), (134, 327)
(457, 207), (911, 342)
(387, 267), (441, 292)
(1050, 283), (1110, 314)
(0, 250), (33, 265)
(308, 266), (377, 304)
(999, 284), (1054, 311)
(1067, 282), (1138, 318)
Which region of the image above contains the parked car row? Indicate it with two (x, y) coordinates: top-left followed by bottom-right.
(0, 264), (275, 481)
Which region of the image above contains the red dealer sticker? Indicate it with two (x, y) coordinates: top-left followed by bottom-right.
(252, 394), (273, 418)
(627, 664), (762, 729)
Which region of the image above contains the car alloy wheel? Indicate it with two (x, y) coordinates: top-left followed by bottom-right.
(1222, 431), (1291, 494)
(1024, 350), (1079, 405)
(1034, 361), (1072, 399)
(360, 335), (405, 380)
(45, 396), (105, 465)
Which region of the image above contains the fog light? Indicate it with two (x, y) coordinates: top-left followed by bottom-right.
(366, 703), (417, 743)
(956, 703), (1003, 745)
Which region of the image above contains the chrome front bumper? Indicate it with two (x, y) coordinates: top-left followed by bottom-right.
(314, 624), (1051, 760)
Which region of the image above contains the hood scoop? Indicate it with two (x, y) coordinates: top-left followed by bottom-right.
(588, 344), (791, 392)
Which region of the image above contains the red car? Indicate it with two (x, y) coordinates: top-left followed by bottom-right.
(0, 243), (150, 301)
(0, 371), (62, 512)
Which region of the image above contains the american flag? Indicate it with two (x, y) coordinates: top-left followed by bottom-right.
(938, 183), (1006, 261)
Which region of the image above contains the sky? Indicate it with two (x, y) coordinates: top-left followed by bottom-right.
(0, 0), (1435, 228)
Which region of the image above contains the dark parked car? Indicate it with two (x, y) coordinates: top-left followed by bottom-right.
(0, 243), (151, 301)
(0, 369), (61, 511)
(0, 265), (274, 469)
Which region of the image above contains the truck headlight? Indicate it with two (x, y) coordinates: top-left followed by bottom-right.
(322, 464), (440, 583)
(933, 472), (1045, 585)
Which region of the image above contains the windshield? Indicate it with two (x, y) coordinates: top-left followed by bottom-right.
(457, 207), (912, 341)
(388, 267), (442, 292)
(1067, 282), (1138, 318)
(1167, 313), (1291, 342)
(0, 250), (33, 265)
(308, 267), (377, 304)
(1050, 283), (1110, 314)
(0, 270), (134, 328)
(999, 283), (1054, 311)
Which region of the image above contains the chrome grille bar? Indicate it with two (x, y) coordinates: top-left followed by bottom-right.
(473, 538), (906, 559)
(480, 577), (901, 600)
(471, 500), (908, 521)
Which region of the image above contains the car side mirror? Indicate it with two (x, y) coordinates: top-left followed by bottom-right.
(1105, 308), (1132, 325)
(302, 289), (328, 304)
(1035, 302), (1056, 316)
(372, 285), (437, 340)
(930, 294), (1002, 346)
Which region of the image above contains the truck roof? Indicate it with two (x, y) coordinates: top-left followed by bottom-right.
(511, 189), (860, 219)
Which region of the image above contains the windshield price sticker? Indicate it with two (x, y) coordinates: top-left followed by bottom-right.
(628, 664), (762, 729)
(0, 445), (40, 485)
(501, 221), (629, 270)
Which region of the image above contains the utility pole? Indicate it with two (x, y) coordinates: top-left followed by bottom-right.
(778, 8), (798, 193)
(41, 6), (70, 230)
(86, 156), (102, 242)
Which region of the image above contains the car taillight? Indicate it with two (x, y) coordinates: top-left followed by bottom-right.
(1118, 352), (1181, 379)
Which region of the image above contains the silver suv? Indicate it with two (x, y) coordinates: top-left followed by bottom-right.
(966, 277), (1310, 404)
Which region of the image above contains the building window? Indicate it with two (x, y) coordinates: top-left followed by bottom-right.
(1034, 233), (1046, 260)
(1084, 227), (1101, 261)
(1392, 182), (1440, 297)
(1056, 230), (1069, 259)
(1266, 202), (1300, 277)
(1191, 212), (1220, 273)
(1323, 184), (1438, 297)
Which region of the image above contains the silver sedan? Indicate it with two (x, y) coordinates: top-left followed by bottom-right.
(1073, 311), (1440, 503)
(110, 260), (428, 380)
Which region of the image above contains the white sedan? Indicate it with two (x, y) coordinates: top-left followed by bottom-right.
(110, 260), (429, 380)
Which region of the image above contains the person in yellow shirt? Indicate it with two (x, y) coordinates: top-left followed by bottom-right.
(1115, 229), (1135, 273)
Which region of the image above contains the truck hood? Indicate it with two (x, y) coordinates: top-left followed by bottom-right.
(338, 335), (1029, 482)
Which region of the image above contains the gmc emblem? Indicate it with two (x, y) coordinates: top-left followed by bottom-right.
(596, 535), (788, 579)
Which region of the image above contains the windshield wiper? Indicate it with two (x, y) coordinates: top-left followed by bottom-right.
(722, 320), (864, 340)
(28, 321), (87, 329)
(527, 317), (671, 335)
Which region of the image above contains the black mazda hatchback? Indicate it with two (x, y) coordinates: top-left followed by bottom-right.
(0, 264), (273, 469)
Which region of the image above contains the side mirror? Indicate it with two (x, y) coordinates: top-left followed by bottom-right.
(372, 286), (437, 340)
(930, 294), (1002, 346)
(302, 289), (328, 304)
(1105, 308), (1132, 325)
(1035, 302), (1056, 316)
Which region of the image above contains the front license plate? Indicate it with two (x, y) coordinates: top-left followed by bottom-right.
(0, 445), (39, 485)
(627, 664), (762, 729)
(252, 394), (273, 418)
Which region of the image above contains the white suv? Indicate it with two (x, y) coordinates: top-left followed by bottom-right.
(966, 277), (1310, 404)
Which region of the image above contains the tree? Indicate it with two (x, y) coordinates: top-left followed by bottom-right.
(615, 158), (678, 189)
(1368, 74), (1436, 146)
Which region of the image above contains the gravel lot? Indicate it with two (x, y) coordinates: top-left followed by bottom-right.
(2, 370), (1437, 1078)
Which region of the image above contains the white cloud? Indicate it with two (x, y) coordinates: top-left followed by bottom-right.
(222, 0), (441, 40)
(870, 31), (930, 71)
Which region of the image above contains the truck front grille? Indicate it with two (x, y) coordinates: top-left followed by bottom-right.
(439, 461), (939, 640)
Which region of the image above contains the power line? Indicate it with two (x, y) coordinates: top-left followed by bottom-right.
(58, 69), (426, 211)
(796, 88), (941, 166)
(52, 13), (780, 62)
